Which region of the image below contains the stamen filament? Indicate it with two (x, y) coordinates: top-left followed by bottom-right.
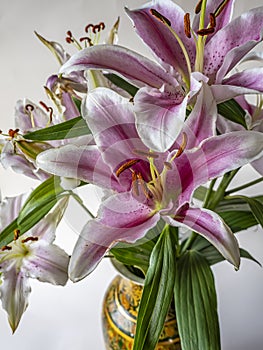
(214, 0), (231, 18)
(150, 9), (192, 91)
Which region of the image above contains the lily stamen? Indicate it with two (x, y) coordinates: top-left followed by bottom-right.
(132, 149), (159, 159)
(195, 0), (203, 14)
(115, 159), (140, 177)
(21, 237), (39, 244)
(14, 229), (20, 241)
(175, 132), (188, 158)
(214, 0), (231, 18)
(150, 9), (171, 26)
(197, 27), (215, 36)
(1, 245), (12, 251)
(209, 13), (216, 28)
(184, 13), (191, 38)
(8, 129), (20, 138)
(39, 101), (53, 125)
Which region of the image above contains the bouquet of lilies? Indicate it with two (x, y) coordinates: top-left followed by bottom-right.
(1, 0), (263, 349)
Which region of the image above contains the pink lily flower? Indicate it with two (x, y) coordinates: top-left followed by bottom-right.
(0, 194), (69, 332)
(58, 0), (263, 151)
(36, 87), (263, 282)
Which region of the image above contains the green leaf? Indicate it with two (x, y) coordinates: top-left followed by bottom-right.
(217, 99), (247, 129)
(0, 176), (67, 247)
(219, 210), (258, 233)
(110, 220), (165, 274)
(133, 226), (177, 350)
(242, 197), (263, 229)
(174, 250), (220, 350)
(104, 73), (139, 97)
(191, 236), (261, 266)
(23, 116), (90, 141)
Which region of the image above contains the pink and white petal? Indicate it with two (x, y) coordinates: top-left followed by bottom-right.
(126, 0), (196, 75)
(171, 205), (240, 268)
(211, 84), (261, 103)
(165, 131), (263, 206)
(36, 144), (121, 191)
(0, 193), (27, 231)
(222, 68), (263, 93)
(60, 44), (175, 88)
(25, 243), (69, 285)
(134, 86), (187, 152)
(192, 0), (235, 39)
(29, 197), (69, 243)
(69, 192), (159, 281)
(251, 156), (263, 176)
(179, 83), (217, 149)
(204, 7), (263, 82)
(83, 88), (150, 172)
(0, 268), (31, 333)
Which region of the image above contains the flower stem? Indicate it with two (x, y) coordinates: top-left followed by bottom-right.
(225, 177), (263, 195)
(69, 191), (95, 218)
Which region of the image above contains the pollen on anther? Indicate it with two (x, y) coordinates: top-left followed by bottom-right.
(25, 104), (34, 112)
(14, 229), (20, 241)
(175, 132), (187, 158)
(150, 9), (171, 27)
(195, 0), (203, 14)
(21, 236), (39, 244)
(1, 245), (12, 251)
(184, 13), (191, 38)
(197, 27), (215, 36)
(209, 13), (216, 28)
(115, 159), (140, 177)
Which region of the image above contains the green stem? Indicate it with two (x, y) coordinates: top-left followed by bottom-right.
(225, 177), (263, 195)
(70, 192), (95, 218)
(207, 169), (239, 210)
(203, 178), (217, 208)
(181, 169), (239, 253)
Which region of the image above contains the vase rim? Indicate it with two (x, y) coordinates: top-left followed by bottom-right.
(110, 258), (145, 285)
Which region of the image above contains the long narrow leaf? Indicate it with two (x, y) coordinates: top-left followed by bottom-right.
(0, 176), (67, 248)
(174, 250), (220, 350)
(133, 226), (177, 350)
(23, 116), (90, 141)
(217, 99), (247, 129)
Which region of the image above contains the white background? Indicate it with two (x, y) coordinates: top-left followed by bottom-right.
(0, 0), (263, 349)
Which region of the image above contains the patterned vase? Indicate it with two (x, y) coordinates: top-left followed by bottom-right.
(102, 260), (181, 349)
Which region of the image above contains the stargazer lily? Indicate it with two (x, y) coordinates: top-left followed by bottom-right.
(58, 0), (263, 151)
(36, 87), (263, 282)
(0, 193), (69, 332)
(217, 94), (263, 175)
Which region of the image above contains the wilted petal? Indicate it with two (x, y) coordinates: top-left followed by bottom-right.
(171, 205), (240, 267)
(0, 268), (31, 333)
(24, 243), (69, 285)
(126, 0), (196, 76)
(69, 192), (158, 281)
(134, 85), (187, 151)
(60, 44), (176, 88)
(204, 7), (263, 82)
